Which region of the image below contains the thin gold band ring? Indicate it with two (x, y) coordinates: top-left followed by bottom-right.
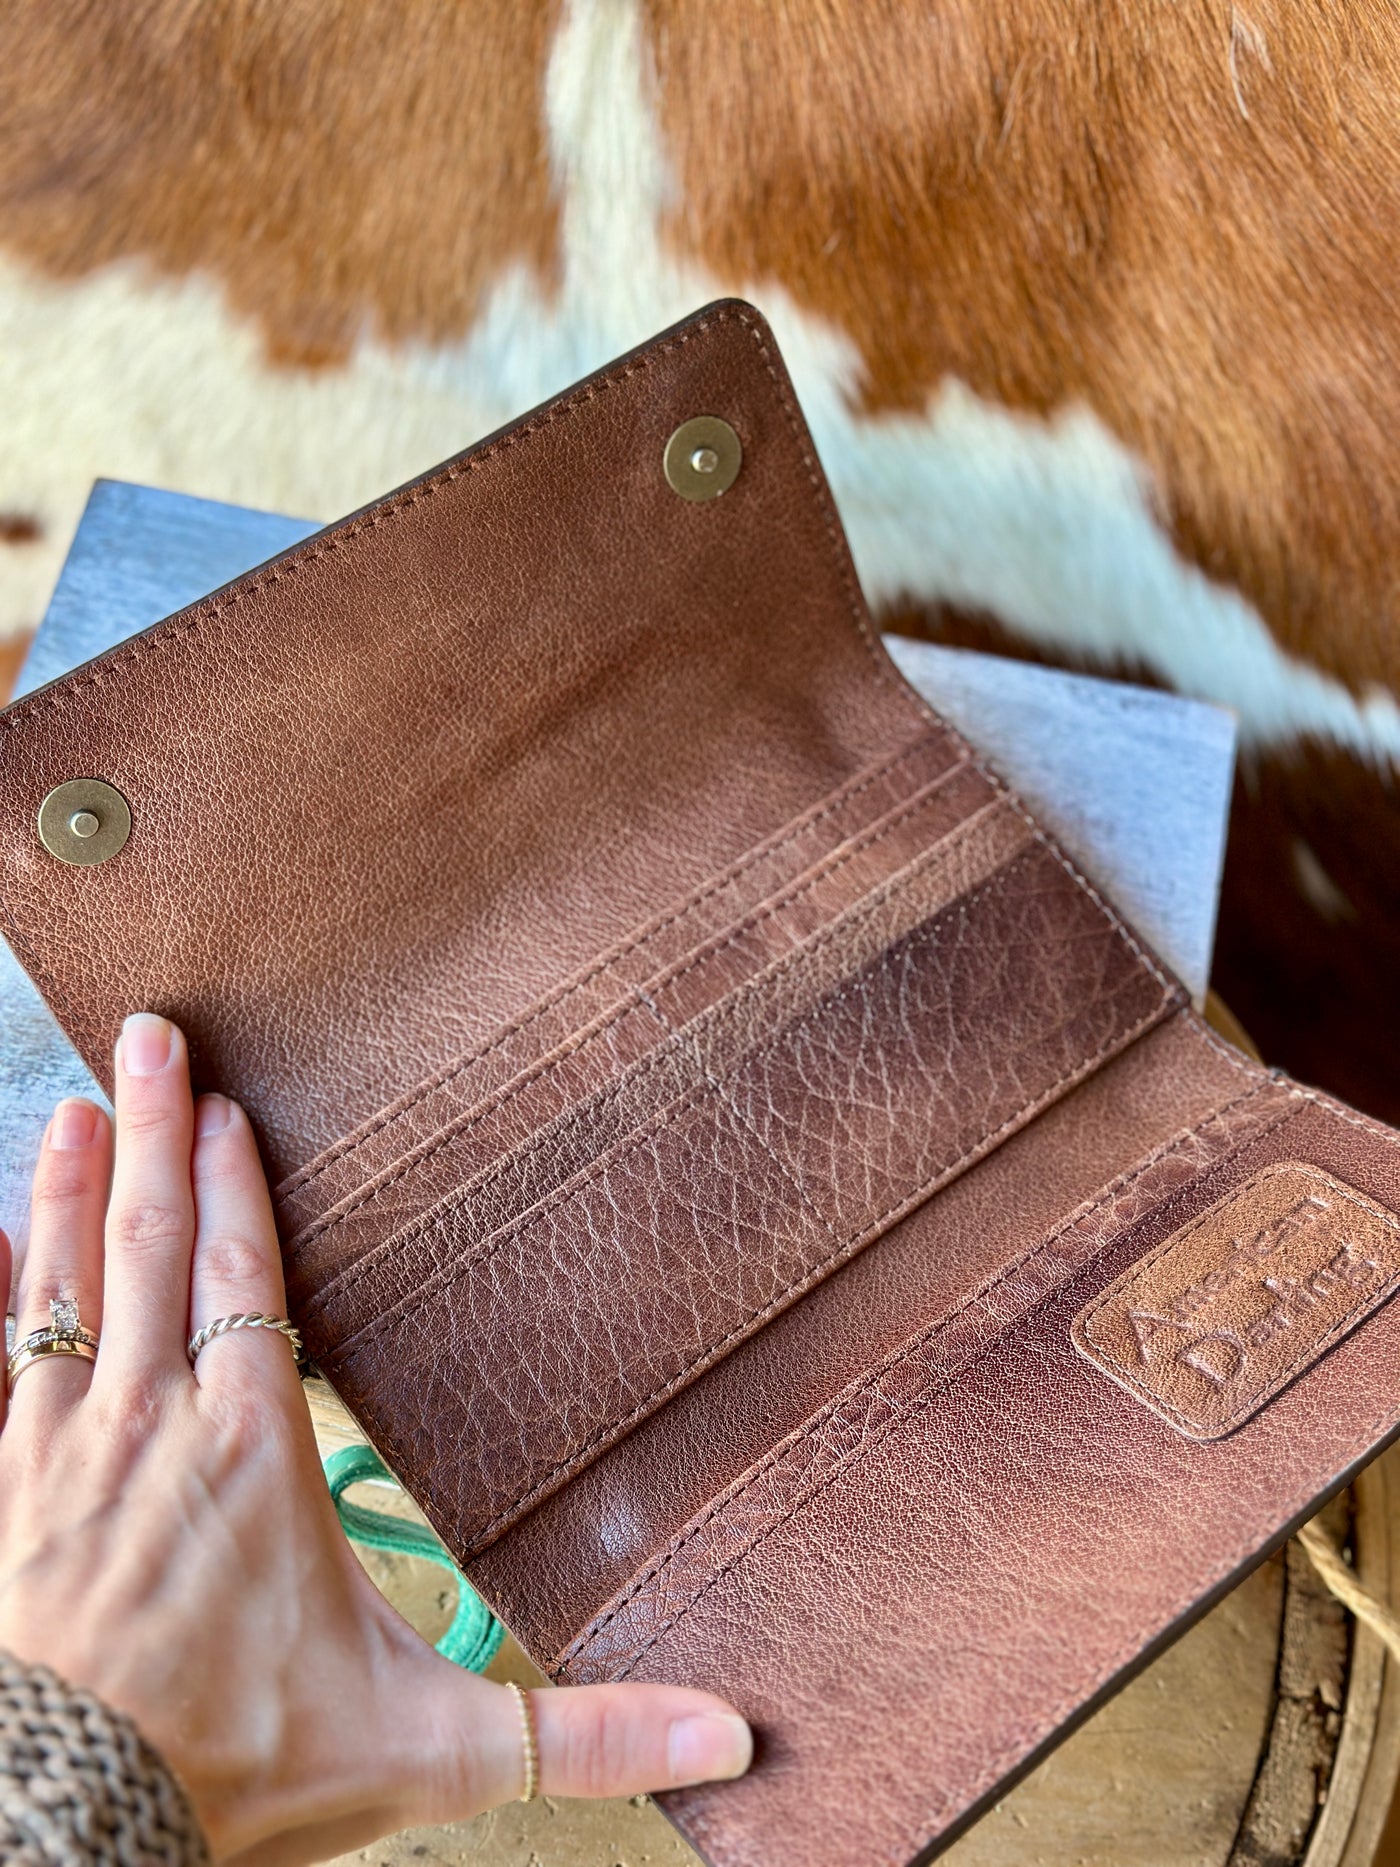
(8, 1335), (99, 1388)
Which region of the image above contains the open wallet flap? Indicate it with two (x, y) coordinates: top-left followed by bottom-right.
(3, 303), (1400, 1867)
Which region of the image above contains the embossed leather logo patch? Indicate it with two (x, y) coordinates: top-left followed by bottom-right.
(1073, 1162), (1400, 1440)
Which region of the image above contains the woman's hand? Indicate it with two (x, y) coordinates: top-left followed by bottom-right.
(0, 1014), (752, 1864)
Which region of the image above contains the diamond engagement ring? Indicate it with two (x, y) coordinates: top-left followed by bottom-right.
(6, 1296), (101, 1388)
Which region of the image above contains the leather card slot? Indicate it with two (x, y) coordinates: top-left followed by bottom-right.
(465, 1008), (1263, 1654)
(294, 786), (1024, 1326)
(311, 828), (1181, 1557)
(283, 754), (997, 1303)
(275, 725), (960, 1235)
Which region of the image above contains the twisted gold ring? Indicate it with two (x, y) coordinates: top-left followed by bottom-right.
(7, 1296), (100, 1389)
(187, 1311), (304, 1368)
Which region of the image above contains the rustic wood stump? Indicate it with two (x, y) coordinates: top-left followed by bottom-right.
(308, 1385), (1400, 1867)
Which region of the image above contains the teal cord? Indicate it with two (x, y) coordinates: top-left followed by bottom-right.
(324, 1444), (505, 1673)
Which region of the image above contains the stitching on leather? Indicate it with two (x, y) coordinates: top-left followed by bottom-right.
(726, 301), (1169, 1119)
(344, 914), (1178, 1550)
(326, 310), (1167, 1220)
(729, 309), (924, 712)
(554, 1076), (1287, 1671)
(277, 731), (946, 1205)
(1, 302), (1177, 1167)
(376, 974), (1173, 1557)
(727, 313), (1175, 1007)
(556, 1090), (1291, 1672)
(1290, 1082), (1400, 1143)
(1077, 1161), (1400, 1435)
(1017, 810), (1174, 996)
(287, 764), (994, 1279)
(315, 814), (1038, 1336)
(2, 303), (908, 1076)
(0, 322), (726, 1073)
(287, 758), (985, 1261)
(0, 314), (732, 738)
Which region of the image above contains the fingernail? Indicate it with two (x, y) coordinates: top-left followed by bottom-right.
(50, 1098), (99, 1151)
(195, 1094), (234, 1137)
(667, 1712), (753, 1786)
(120, 1013), (173, 1077)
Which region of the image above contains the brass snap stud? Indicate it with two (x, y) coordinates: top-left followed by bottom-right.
(663, 416), (742, 502)
(37, 779), (132, 867)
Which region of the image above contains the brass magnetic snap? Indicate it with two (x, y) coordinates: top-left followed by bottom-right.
(37, 779), (132, 866)
(663, 416), (742, 502)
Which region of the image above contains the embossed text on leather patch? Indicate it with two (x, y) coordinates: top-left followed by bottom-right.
(1073, 1162), (1400, 1440)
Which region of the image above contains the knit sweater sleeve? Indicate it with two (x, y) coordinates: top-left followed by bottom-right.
(0, 1651), (209, 1865)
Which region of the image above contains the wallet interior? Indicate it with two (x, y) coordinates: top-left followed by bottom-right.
(274, 731), (1400, 1867)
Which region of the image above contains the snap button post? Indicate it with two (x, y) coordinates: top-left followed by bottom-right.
(664, 416), (742, 502)
(37, 780), (132, 866)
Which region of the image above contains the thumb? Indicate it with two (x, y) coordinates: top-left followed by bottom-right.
(411, 1662), (753, 1817)
(528, 1679), (754, 1801)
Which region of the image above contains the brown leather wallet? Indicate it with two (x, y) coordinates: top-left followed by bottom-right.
(4, 302), (1400, 1867)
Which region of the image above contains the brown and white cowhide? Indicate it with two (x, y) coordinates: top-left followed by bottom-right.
(1, 1), (1396, 1115)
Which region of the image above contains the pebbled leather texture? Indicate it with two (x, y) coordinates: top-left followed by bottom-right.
(3, 302), (1400, 1867)
(561, 1084), (1400, 1867)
